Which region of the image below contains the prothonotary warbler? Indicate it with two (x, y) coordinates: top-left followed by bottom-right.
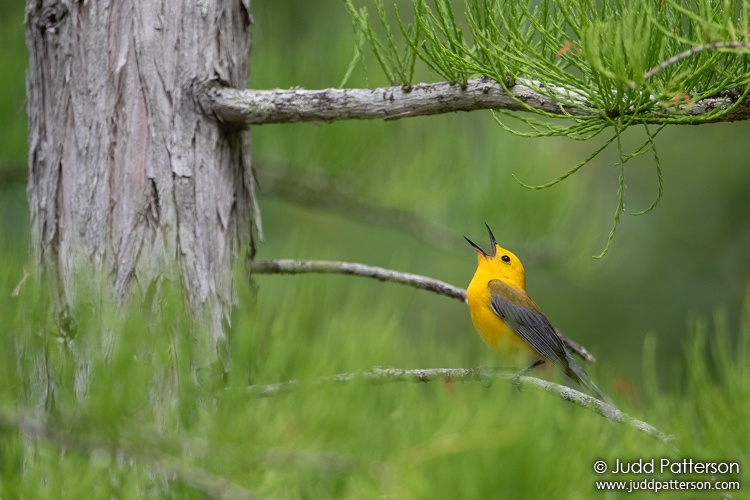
(465, 224), (610, 402)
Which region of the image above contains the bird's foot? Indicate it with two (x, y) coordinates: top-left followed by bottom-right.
(511, 359), (545, 391)
(511, 372), (524, 392)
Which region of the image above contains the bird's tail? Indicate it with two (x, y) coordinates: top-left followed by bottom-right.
(565, 356), (614, 406)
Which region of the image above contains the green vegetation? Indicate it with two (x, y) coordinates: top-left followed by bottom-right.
(0, 269), (748, 497)
(346, 0), (750, 123)
(1, 0), (750, 497)
(345, 0), (750, 254)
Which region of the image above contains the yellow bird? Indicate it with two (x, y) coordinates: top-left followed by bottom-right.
(465, 224), (609, 402)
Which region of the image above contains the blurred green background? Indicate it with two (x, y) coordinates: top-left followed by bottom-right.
(1, 1), (749, 497)
(3, 0), (750, 392)
(250, 0), (750, 393)
(258, 0), (749, 391)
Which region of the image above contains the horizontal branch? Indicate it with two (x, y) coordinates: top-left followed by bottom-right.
(250, 259), (597, 363)
(246, 367), (677, 450)
(251, 258), (466, 301)
(198, 77), (750, 127)
(200, 77), (589, 126)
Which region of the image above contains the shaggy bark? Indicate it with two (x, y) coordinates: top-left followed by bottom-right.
(25, 0), (257, 343)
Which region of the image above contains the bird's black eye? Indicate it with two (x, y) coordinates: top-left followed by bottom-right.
(501, 255), (511, 263)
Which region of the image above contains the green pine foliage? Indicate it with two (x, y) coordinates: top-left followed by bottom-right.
(345, 0), (750, 124)
(344, 0), (750, 255)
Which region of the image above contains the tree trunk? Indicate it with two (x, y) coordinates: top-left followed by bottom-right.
(24, 1), (257, 345)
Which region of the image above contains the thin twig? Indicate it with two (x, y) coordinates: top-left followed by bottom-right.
(250, 259), (597, 363)
(644, 41), (750, 80)
(246, 367), (678, 451)
(197, 77), (750, 127)
(250, 258), (466, 301)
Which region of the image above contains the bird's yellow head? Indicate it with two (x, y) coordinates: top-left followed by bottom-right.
(465, 224), (526, 289)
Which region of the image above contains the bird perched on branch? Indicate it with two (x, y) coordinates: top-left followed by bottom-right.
(465, 224), (609, 402)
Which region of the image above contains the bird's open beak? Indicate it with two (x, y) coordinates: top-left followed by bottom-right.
(464, 236), (487, 256)
(464, 223), (498, 257)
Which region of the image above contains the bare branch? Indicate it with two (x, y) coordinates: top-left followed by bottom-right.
(250, 259), (597, 363)
(645, 41), (750, 79)
(250, 258), (466, 301)
(198, 77), (590, 126)
(198, 77), (750, 127)
(246, 367), (678, 451)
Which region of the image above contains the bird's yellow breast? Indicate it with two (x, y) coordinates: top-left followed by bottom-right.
(466, 271), (537, 361)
